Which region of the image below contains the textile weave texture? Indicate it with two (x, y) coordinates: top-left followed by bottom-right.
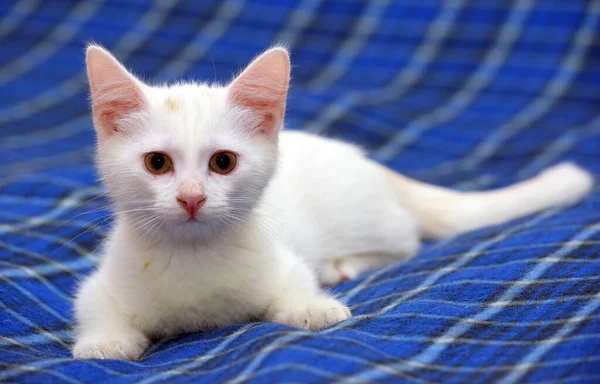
(1, 1), (599, 383)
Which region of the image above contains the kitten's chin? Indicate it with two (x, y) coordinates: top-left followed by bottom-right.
(165, 216), (233, 242)
(125, 209), (245, 243)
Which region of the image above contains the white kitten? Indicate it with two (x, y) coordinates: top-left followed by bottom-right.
(73, 45), (593, 360)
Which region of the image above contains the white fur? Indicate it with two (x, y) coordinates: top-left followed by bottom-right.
(73, 46), (594, 360)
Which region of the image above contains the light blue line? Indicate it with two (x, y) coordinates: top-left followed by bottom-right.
(0, 330), (71, 350)
(154, 0), (246, 79)
(0, 195), (72, 206)
(0, 187), (101, 232)
(516, 114), (600, 178)
(0, 297), (69, 349)
(2, 328), (597, 380)
(1, 146), (92, 178)
(0, 1), (105, 85)
(371, 312), (598, 327)
(306, 0), (464, 134)
(0, 172), (98, 188)
(374, 0), (535, 161)
(1, 115), (91, 149)
(0, 0), (178, 126)
(0, 332), (70, 357)
(0, 362), (82, 384)
(418, 1), (600, 177)
(458, 1), (600, 171)
(273, 0), (321, 46)
(0, 358), (83, 383)
(0, 210), (108, 234)
(235, 343), (600, 383)
(353, 221), (600, 382)
(0, 0), (41, 41)
(238, 363), (367, 384)
(534, 374), (600, 384)
(0, 257), (91, 280)
(0, 260), (72, 301)
(347, 249), (600, 303)
(0, 0), (238, 154)
(9, 305), (595, 351)
(307, 0), (390, 91)
(0, 275), (69, 323)
(333, 326), (600, 347)
(4, 223), (98, 259)
(501, 291), (600, 383)
(138, 324), (254, 384)
(0, 237), (93, 280)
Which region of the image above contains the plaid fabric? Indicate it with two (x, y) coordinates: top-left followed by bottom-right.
(1, 0), (599, 382)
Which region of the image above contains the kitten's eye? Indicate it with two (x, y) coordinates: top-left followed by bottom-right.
(144, 153), (173, 174)
(209, 151), (236, 174)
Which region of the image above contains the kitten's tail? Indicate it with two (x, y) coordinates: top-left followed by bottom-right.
(383, 162), (594, 239)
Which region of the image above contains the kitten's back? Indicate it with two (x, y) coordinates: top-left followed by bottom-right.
(262, 131), (419, 268)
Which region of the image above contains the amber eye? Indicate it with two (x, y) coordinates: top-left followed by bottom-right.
(209, 151), (236, 174)
(144, 153), (173, 174)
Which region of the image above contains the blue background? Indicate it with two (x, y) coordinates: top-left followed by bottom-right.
(0, 1), (599, 383)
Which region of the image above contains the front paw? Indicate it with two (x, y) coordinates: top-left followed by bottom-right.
(271, 296), (351, 331)
(72, 331), (149, 361)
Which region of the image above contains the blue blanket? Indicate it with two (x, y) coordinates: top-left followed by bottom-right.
(1, 1), (599, 383)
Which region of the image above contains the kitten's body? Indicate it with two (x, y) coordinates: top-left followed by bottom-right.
(73, 46), (593, 360)
(264, 131), (419, 284)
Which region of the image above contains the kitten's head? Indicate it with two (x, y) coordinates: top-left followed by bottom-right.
(86, 45), (290, 241)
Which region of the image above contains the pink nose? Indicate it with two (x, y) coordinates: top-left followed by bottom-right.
(176, 194), (206, 216)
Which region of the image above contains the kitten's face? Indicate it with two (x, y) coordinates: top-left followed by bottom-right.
(86, 46), (290, 241)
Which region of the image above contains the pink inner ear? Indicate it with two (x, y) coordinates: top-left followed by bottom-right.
(92, 80), (144, 134)
(230, 82), (283, 135)
(87, 46), (146, 136)
(228, 48), (290, 136)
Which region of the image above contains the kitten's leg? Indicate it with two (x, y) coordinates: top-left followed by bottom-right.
(319, 253), (399, 285)
(72, 273), (149, 360)
(319, 204), (421, 285)
(266, 249), (351, 330)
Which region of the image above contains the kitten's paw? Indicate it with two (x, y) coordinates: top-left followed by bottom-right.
(72, 331), (149, 361)
(271, 297), (351, 331)
(319, 259), (358, 285)
(305, 297), (352, 330)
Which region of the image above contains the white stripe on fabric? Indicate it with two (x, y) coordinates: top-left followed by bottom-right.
(353, 222), (600, 382)
(374, 0), (535, 161)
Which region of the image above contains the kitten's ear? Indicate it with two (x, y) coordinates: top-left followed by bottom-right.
(86, 45), (147, 138)
(228, 47), (290, 137)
